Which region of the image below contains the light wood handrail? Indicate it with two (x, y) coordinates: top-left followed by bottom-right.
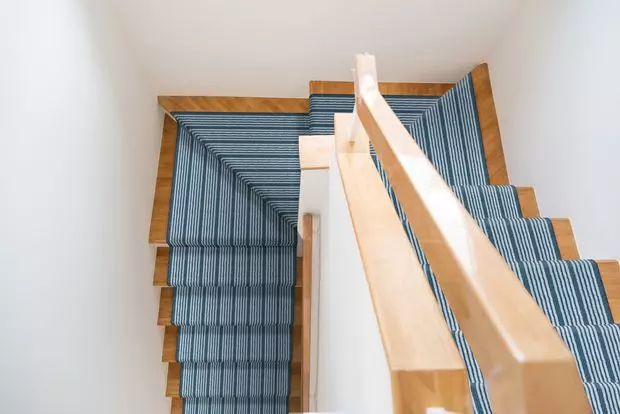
(335, 113), (470, 413)
(353, 54), (590, 413)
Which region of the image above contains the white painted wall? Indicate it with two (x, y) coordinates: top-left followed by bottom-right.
(0, 1), (167, 413)
(298, 156), (392, 413)
(488, 0), (620, 259)
(108, 0), (521, 97)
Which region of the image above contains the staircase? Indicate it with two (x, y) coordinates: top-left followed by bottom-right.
(151, 108), (307, 413)
(310, 68), (620, 412)
(150, 65), (620, 412)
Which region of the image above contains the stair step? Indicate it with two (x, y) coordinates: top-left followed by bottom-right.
(477, 217), (560, 262)
(172, 112), (308, 225)
(383, 183), (529, 222)
(166, 362), (300, 398)
(550, 218), (580, 260)
(177, 286), (295, 326)
(170, 396), (300, 414)
(583, 382), (620, 413)
(167, 123), (297, 247)
(556, 324), (620, 383)
(309, 80), (454, 96)
(149, 115), (177, 244)
(424, 260), (615, 331)
(163, 325), (302, 363)
(412, 217), (564, 265)
(158, 96), (309, 114)
(154, 246), (298, 287)
(515, 186), (540, 218)
(158, 287), (302, 326)
(454, 325), (620, 413)
(451, 185), (522, 220)
(599, 260), (620, 323)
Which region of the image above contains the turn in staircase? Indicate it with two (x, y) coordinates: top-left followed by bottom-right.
(150, 65), (620, 412)
(151, 108), (308, 413)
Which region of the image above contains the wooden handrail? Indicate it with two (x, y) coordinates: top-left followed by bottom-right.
(353, 54), (590, 413)
(335, 113), (469, 413)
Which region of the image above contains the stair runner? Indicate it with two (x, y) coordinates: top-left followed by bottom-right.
(167, 112), (307, 413)
(310, 76), (620, 412)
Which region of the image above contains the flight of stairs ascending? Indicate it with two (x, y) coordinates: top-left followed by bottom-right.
(162, 113), (307, 413)
(311, 74), (620, 412)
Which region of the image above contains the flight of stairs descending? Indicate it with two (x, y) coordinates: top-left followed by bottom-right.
(152, 68), (619, 413)
(157, 112), (307, 413)
(311, 74), (620, 412)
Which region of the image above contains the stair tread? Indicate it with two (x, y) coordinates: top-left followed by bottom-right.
(155, 246), (299, 288)
(155, 248), (303, 288)
(170, 396), (301, 414)
(163, 325), (302, 363)
(167, 362), (301, 398)
(599, 260), (620, 323)
(423, 259), (615, 332)
(167, 121), (296, 246)
(158, 287), (301, 326)
(173, 112), (308, 225)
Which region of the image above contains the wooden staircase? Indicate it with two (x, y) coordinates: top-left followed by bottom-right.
(148, 66), (620, 413)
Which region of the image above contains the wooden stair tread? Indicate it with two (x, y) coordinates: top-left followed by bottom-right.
(170, 397), (301, 414)
(516, 187), (540, 218)
(471, 63), (509, 186)
(309, 81), (454, 96)
(598, 260), (620, 323)
(515, 187), (580, 260)
(154, 248), (302, 288)
(550, 219), (580, 260)
(166, 363), (301, 398)
(158, 96), (309, 114)
(149, 115), (177, 244)
(162, 325), (302, 363)
(158, 287), (302, 326)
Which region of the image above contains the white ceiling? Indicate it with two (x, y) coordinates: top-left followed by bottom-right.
(110, 0), (522, 97)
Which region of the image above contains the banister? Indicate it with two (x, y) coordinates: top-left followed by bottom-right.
(352, 54), (590, 413)
(334, 113), (470, 413)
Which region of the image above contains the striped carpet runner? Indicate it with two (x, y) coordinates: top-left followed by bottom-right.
(165, 71), (618, 413)
(311, 75), (620, 412)
(167, 112), (305, 413)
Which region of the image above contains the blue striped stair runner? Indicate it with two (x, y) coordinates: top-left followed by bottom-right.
(164, 71), (618, 412)
(167, 112), (306, 413)
(311, 74), (619, 412)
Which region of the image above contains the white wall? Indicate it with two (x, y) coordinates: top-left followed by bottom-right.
(108, 0), (521, 97)
(488, 0), (620, 258)
(307, 155), (393, 413)
(0, 1), (167, 413)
